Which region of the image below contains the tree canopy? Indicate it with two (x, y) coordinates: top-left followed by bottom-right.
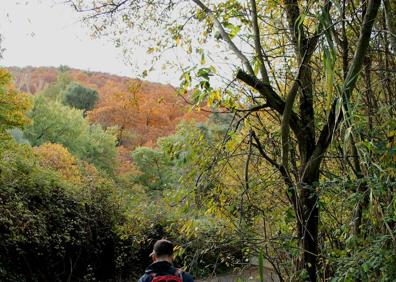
(0, 69), (30, 140)
(63, 82), (99, 112)
(25, 96), (117, 174)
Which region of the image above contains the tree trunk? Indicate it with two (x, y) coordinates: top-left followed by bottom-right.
(384, 0), (396, 53)
(295, 169), (320, 282)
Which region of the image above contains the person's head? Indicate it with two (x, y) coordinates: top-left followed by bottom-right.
(150, 239), (174, 262)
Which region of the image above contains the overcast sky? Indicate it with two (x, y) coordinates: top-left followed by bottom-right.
(0, 0), (178, 84)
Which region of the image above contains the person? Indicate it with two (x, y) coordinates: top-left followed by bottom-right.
(138, 239), (194, 282)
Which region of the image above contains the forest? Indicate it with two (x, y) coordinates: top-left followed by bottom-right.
(0, 0), (395, 281)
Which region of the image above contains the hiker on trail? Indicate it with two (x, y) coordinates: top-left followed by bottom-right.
(138, 239), (194, 282)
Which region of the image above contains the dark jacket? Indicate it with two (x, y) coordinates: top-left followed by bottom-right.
(138, 261), (194, 282)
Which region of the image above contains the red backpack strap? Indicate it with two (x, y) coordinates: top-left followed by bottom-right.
(149, 269), (183, 282)
(151, 274), (182, 282)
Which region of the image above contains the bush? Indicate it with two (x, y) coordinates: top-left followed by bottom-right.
(0, 142), (140, 281)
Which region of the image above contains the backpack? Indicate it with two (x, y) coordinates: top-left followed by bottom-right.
(150, 269), (183, 282)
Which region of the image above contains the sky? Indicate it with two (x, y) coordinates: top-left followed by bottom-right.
(0, 0), (179, 84)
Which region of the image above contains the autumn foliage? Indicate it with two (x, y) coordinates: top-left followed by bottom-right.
(34, 143), (83, 185)
(0, 69), (31, 139)
(8, 66), (207, 150)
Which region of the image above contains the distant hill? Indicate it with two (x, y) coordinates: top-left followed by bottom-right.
(8, 66), (131, 94)
(7, 66), (207, 150)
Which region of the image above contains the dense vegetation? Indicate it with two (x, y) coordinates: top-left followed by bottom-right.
(1, 0), (396, 281)
(0, 67), (241, 281)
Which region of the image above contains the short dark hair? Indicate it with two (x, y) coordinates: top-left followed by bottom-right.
(150, 239), (174, 257)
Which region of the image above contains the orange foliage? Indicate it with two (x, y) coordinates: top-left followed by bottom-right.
(88, 79), (207, 149)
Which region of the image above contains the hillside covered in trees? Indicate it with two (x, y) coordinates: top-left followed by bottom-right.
(1, 0), (396, 281)
(7, 66), (207, 175)
(8, 66), (207, 149)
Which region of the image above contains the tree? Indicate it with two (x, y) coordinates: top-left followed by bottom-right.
(25, 96), (87, 150)
(83, 124), (118, 173)
(131, 146), (175, 190)
(87, 79), (206, 149)
(63, 82), (98, 112)
(88, 80), (144, 147)
(39, 70), (72, 101)
(34, 143), (83, 185)
(0, 68), (31, 140)
(25, 96), (117, 174)
(130, 116), (227, 192)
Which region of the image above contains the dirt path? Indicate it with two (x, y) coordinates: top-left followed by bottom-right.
(196, 266), (279, 282)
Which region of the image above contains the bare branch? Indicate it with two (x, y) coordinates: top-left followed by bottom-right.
(249, 0), (270, 83)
